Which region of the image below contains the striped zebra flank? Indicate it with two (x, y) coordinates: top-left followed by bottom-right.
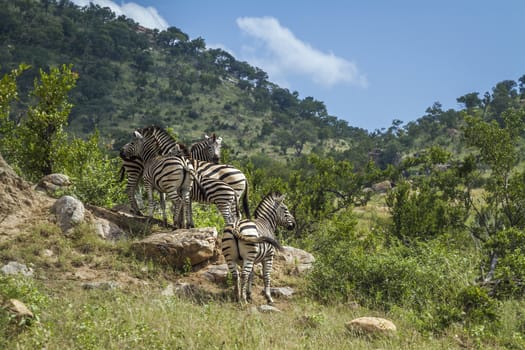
(119, 126), (179, 215)
(142, 153), (195, 229)
(222, 192), (295, 305)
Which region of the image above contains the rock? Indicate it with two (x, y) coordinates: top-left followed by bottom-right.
(276, 246), (315, 274)
(345, 317), (397, 335)
(199, 263), (229, 283)
(131, 227), (219, 270)
(35, 173), (71, 194)
(257, 304), (281, 313)
(371, 180), (392, 193)
(161, 283), (175, 296)
(270, 286), (294, 298)
(1, 261), (33, 277)
(82, 281), (121, 290)
(6, 299), (33, 319)
(94, 217), (126, 240)
(51, 195), (85, 234)
(86, 204), (165, 236)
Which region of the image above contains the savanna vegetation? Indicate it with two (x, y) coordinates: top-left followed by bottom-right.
(2, 0), (525, 348)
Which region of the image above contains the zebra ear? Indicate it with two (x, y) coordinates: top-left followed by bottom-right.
(275, 193), (286, 203)
(204, 134), (210, 140)
(134, 130), (144, 139)
(216, 136), (222, 145)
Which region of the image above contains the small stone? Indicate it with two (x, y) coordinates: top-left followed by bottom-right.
(345, 317), (397, 335)
(270, 286), (294, 298)
(1, 261), (34, 277)
(6, 299), (33, 318)
(258, 304), (281, 313)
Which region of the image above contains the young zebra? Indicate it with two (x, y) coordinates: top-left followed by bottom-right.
(142, 153), (194, 229)
(221, 192), (296, 304)
(120, 126), (250, 219)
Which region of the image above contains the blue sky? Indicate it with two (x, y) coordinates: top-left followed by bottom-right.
(71, 1), (525, 132)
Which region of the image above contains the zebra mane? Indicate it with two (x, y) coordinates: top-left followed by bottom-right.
(253, 191), (284, 218)
(136, 125), (178, 154)
(137, 125), (168, 138)
(176, 143), (192, 159)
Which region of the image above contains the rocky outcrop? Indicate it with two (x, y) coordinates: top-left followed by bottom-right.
(35, 173), (71, 195)
(131, 227), (219, 270)
(276, 246), (315, 274)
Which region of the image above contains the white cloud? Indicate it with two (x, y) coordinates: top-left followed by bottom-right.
(236, 16), (367, 88)
(70, 0), (168, 30)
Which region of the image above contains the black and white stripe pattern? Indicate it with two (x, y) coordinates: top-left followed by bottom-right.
(142, 153), (194, 228)
(120, 126), (250, 220)
(119, 126), (179, 214)
(221, 192), (296, 304)
(189, 133), (222, 164)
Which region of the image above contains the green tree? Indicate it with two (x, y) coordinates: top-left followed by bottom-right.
(0, 64), (29, 150)
(463, 108), (525, 295)
(14, 64), (78, 180)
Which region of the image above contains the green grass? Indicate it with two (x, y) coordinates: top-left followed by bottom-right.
(1, 213), (524, 349)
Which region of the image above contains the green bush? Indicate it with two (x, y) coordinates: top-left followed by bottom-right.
(307, 210), (480, 332)
(54, 131), (126, 207)
(485, 228), (525, 298)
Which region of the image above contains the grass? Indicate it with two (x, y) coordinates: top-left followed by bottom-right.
(5, 285), (467, 350)
(0, 206), (523, 349)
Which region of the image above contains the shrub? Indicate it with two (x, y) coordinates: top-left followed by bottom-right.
(307, 210), (478, 332)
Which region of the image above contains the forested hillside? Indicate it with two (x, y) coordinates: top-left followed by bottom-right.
(3, 1), (525, 348)
(2, 0), (524, 166)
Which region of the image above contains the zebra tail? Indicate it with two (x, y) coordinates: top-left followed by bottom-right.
(242, 181), (251, 219)
(118, 166), (125, 182)
(233, 232), (283, 251)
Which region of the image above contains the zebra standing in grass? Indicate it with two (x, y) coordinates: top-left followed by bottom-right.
(221, 192), (296, 304)
(119, 126), (250, 219)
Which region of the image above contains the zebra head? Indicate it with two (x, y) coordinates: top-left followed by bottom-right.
(274, 193), (296, 231)
(196, 133), (222, 164)
(120, 130), (145, 160)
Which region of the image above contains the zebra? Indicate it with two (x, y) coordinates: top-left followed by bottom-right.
(119, 126), (250, 219)
(189, 133), (222, 164)
(118, 128), (215, 214)
(221, 192), (296, 304)
(142, 153), (194, 229)
(119, 126), (181, 215)
(168, 143), (240, 225)
(121, 131), (195, 228)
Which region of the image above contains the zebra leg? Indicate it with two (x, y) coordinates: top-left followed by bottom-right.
(262, 254), (275, 305)
(226, 263), (240, 302)
(145, 183), (155, 219)
(127, 184), (142, 215)
(246, 270), (255, 302)
(159, 192), (168, 227)
(185, 194), (194, 228)
(171, 196), (183, 229)
(240, 261), (254, 304)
